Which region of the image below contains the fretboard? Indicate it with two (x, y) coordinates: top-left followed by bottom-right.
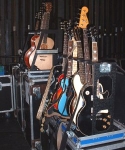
(92, 41), (98, 62)
(72, 38), (77, 75)
(36, 66), (54, 120)
(62, 33), (68, 72)
(77, 41), (85, 85)
(40, 12), (50, 44)
(83, 29), (91, 84)
(66, 40), (73, 78)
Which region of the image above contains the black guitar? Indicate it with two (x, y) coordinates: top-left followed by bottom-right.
(76, 26), (110, 136)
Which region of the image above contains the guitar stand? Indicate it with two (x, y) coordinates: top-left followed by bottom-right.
(63, 62), (125, 149)
(47, 61), (125, 150)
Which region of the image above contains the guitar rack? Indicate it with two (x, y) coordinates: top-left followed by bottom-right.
(46, 61), (125, 150)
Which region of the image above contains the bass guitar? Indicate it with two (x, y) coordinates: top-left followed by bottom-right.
(69, 7), (91, 135)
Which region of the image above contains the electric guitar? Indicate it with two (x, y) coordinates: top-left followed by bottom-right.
(75, 26), (109, 135)
(44, 21), (70, 118)
(36, 65), (55, 120)
(70, 7), (90, 133)
(71, 27), (78, 75)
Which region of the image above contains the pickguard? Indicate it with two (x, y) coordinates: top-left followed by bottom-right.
(73, 74), (84, 124)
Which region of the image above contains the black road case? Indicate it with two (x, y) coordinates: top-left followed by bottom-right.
(0, 75), (14, 113)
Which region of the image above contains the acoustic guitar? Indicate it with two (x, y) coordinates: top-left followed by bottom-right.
(25, 2), (54, 70)
(29, 2), (54, 70)
(24, 10), (42, 68)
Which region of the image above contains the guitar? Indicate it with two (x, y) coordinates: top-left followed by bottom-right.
(69, 7), (90, 131)
(71, 27), (78, 75)
(36, 65), (56, 120)
(24, 10), (42, 68)
(75, 25), (109, 135)
(45, 22), (71, 118)
(27, 2), (54, 70)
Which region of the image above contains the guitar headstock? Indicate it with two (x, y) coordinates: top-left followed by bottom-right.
(73, 26), (81, 41)
(35, 10), (42, 30)
(60, 20), (73, 39)
(78, 6), (89, 29)
(88, 26), (98, 42)
(45, 2), (52, 12)
(88, 26), (98, 62)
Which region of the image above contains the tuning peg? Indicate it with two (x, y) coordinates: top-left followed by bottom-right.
(107, 122), (110, 125)
(107, 115), (111, 119)
(103, 125), (107, 129)
(102, 118), (107, 122)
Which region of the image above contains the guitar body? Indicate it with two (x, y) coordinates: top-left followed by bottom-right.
(48, 66), (62, 99)
(24, 3), (53, 69)
(46, 75), (76, 119)
(77, 83), (111, 135)
(51, 73), (64, 101)
(57, 78), (70, 116)
(34, 36), (54, 49)
(45, 73), (65, 117)
(27, 37), (54, 69)
(24, 35), (39, 68)
(46, 77), (69, 117)
(71, 74), (85, 125)
(76, 85), (93, 135)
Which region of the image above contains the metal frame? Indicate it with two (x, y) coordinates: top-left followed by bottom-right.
(0, 75), (14, 113)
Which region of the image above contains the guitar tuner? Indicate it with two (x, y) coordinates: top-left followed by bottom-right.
(102, 118), (107, 122)
(107, 122), (111, 125)
(107, 115), (111, 119)
(103, 125), (107, 129)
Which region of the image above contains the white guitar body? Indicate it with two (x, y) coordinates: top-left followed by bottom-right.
(72, 74), (85, 124)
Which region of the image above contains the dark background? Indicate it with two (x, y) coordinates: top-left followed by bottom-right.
(0, 0), (125, 69)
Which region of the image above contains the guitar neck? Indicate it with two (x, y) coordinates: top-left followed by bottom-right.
(92, 41), (98, 62)
(62, 33), (68, 72)
(72, 39), (77, 75)
(83, 29), (92, 84)
(66, 40), (73, 77)
(35, 20), (40, 30)
(40, 12), (50, 44)
(83, 29), (90, 60)
(77, 41), (85, 84)
(36, 66), (54, 120)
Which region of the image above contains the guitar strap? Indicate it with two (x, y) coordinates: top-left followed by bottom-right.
(59, 88), (82, 150)
(36, 32), (44, 50)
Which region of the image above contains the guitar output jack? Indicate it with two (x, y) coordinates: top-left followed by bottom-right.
(85, 90), (90, 95)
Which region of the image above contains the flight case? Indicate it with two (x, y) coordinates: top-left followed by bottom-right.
(0, 75), (14, 113)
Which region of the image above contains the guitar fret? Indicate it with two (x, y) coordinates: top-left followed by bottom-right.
(36, 66), (54, 120)
(76, 39), (85, 85)
(72, 39), (77, 75)
(62, 33), (68, 72)
(67, 40), (73, 77)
